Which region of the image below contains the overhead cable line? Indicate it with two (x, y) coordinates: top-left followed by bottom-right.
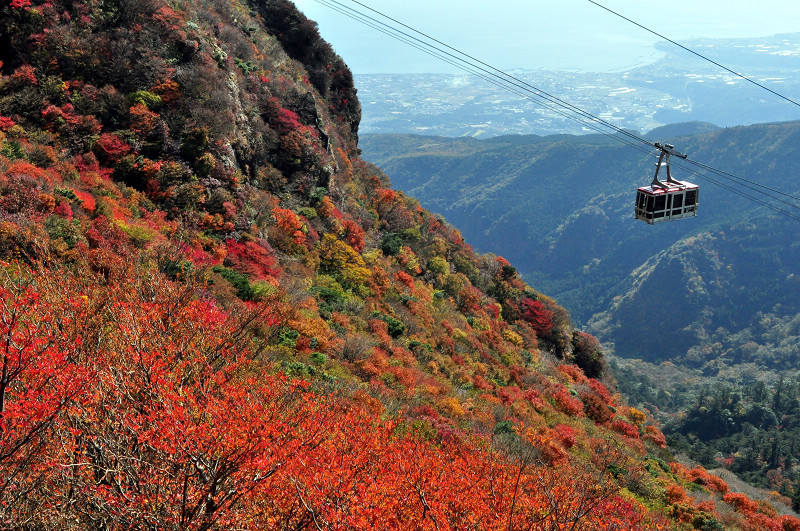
(311, 0), (800, 218)
(685, 158), (800, 203)
(672, 160), (800, 222)
(313, 0), (655, 155)
(586, 0), (800, 110)
(330, 0), (655, 150)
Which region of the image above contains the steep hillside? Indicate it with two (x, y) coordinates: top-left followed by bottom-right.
(1, 0), (796, 528)
(361, 124), (800, 379)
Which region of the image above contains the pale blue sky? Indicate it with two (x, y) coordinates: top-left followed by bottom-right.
(291, 0), (800, 73)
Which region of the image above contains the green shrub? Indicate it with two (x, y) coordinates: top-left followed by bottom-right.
(380, 233), (403, 256)
(371, 311), (406, 338)
(278, 328), (300, 348)
(212, 265), (262, 301)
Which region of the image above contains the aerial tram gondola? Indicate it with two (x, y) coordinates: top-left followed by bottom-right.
(635, 143), (699, 224)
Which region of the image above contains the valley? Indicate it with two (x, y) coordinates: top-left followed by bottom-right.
(361, 122), (800, 384)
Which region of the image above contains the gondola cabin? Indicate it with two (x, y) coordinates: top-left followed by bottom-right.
(635, 180), (698, 223)
(635, 142), (699, 224)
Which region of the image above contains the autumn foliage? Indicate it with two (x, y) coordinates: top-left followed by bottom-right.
(0, 0), (792, 528)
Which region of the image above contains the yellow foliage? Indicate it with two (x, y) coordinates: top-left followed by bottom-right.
(318, 233), (370, 290)
(470, 318), (490, 332)
(502, 328), (524, 347)
(362, 249), (382, 265)
(438, 396), (465, 418)
(427, 255), (449, 275)
(627, 407), (647, 426)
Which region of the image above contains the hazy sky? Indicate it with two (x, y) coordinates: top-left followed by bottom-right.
(291, 0), (800, 73)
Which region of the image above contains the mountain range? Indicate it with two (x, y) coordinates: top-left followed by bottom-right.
(361, 121), (800, 381)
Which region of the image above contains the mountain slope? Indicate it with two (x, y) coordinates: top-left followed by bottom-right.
(0, 0), (796, 528)
(361, 124), (800, 376)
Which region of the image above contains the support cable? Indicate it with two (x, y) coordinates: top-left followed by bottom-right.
(587, 0), (800, 109)
(309, 0), (800, 219)
(325, 0), (654, 149)
(314, 0), (655, 155)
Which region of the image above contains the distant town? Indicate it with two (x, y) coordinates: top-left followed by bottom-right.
(355, 34), (800, 137)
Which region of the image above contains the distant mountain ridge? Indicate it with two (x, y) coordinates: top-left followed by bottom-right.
(361, 121), (800, 377)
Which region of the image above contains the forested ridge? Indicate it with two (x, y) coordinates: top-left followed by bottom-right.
(360, 128), (800, 375)
(0, 0), (797, 528)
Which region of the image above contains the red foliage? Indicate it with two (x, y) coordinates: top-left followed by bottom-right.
(224, 238), (280, 280)
(611, 419), (640, 439)
(520, 297), (553, 335)
(42, 103), (101, 135)
(497, 385), (523, 406)
(94, 133), (132, 164)
(581, 391), (614, 424)
(275, 107), (302, 130)
(73, 190), (96, 213)
(0, 271), (92, 505)
(523, 388), (547, 410)
(11, 64), (36, 84)
(342, 219), (365, 252)
(553, 388), (584, 417)
(85, 216), (128, 252)
(553, 423), (576, 449)
(0, 116), (16, 131)
(587, 378), (613, 404)
(54, 201), (73, 220)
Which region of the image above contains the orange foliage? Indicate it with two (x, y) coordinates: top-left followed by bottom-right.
(644, 425), (667, 448)
(395, 270), (415, 291)
(552, 387), (584, 417)
(128, 103), (159, 136)
(724, 492), (760, 514)
(152, 79), (181, 104)
(781, 516), (800, 531)
(665, 484), (689, 504)
(272, 206), (307, 246)
(558, 363), (587, 384)
(689, 467), (729, 494)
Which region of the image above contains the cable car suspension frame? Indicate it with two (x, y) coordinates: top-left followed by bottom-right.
(635, 143), (699, 224)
